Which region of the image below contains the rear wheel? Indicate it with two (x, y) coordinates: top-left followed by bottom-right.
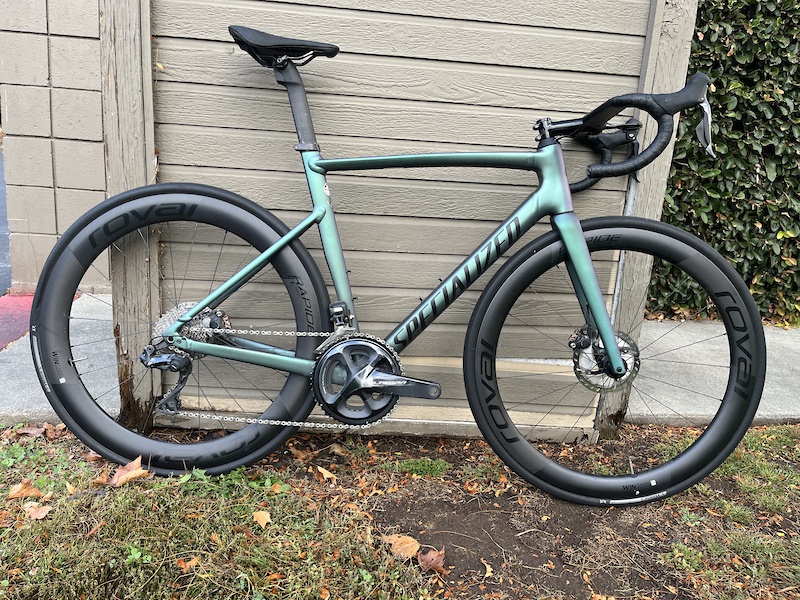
(464, 217), (765, 505)
(30, 184), (330, 474)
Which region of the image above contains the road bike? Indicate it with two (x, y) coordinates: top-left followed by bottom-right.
(30, 26), (766, 505)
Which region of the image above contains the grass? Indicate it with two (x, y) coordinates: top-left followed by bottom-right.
(1, 423), (800, 599)
(0, 430), (430, 599)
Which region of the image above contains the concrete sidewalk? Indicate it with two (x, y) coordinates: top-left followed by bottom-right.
(0, 293), (797, 427)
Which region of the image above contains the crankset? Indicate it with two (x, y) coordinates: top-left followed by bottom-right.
(312, 334), (441, 426)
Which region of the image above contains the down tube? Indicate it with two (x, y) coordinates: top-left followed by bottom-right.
(385, 192), (552, 353)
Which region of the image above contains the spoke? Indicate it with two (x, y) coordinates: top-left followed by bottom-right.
(634, 372), (723, 402)
(641, 332), (728, 361)
(500, 380), (587, 412)
(630, 382), (710, 428)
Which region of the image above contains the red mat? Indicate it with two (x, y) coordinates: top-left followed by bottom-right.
(0, 295), (34, 349)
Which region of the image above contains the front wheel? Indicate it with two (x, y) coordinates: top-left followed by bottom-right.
(464, 217), (766, 505)
(31, 183), (330, 474)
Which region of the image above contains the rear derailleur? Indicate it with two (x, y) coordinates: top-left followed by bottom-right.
(139, 340), (192, 415)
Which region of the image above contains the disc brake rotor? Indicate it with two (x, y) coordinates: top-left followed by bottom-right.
(573, 330), (640, 392)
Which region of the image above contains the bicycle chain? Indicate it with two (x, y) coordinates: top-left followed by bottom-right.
(159, 326), (397, 430)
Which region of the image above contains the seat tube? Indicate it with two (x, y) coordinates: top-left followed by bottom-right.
(301, 152), (359, 329)
(551, 212), (626, 376)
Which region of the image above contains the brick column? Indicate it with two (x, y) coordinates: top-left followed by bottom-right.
(0, 0), (106, 293)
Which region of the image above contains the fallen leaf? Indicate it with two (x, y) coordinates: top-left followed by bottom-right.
(87, 520), (106, 538)
(417, 548), (449, 575)
(0, 510), (13, 528)
(320, 587), (331, 599)
(210, 533), (221, 546)
(383, 534), (421, 560)
(109, 456), (150, 487)
(65, 482), (77, 496)
(177, 556), (200, 574)
(481, 558), (494, 578)
(23, 502), (53, 520)
(253, 511), (272, 528)
(267, 573), (285, 581)
(43, 423), (67, 440)
(289, 445), (318, 462)
(82, 450), (104, 462)
(93, 466), (109, 486)
(16, 426), (45, 438)
(315, 466), (337, 484)
(8, 478), (45, 499)
(329, 443), (347, 456)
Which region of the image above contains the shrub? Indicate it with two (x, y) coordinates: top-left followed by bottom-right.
(658, 0), (800, 324)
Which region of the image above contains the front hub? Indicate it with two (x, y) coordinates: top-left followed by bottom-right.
(572, 330), (640, 392)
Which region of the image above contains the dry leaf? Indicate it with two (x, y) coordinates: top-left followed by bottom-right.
(16, 426), (45, 438)
(82, 450), (104, 462)
(23, 502), (53, 520)
(481, 558), (494, 578)
(177, 556), (200, 574)
(315, 466), (337, 484)
(109, 456), (150, 487)
(329, 443), (347, 456)
(43, 423), (67, 440)
(383, 534), (421, 560)
(65, 482), (77, 496)
(93, 466), (109, 486)
(210, 532), (221, 546)
(0, 509), (13, 528)
(289, 445), (317, 462)
(320, 587), (331, 599)
(87, 520), (105, 538)
(253, 511), (272, 528)
(417, 548), (449, 575)
(8, 478), (45, 499)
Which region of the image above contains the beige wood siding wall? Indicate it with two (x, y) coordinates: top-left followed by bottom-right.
(149, 0), (689, 433)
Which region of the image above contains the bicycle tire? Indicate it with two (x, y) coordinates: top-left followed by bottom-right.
(464, 216), (765, 505)
(31, 183), (330, 475)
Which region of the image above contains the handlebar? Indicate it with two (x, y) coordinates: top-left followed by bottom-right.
(547, 73), (712, 185)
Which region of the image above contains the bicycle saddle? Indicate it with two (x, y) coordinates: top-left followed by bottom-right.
(229, 25), (339, 67)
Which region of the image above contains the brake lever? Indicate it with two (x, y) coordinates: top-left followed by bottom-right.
(628, 139), (641, 183)
(695, 96), (716, 158)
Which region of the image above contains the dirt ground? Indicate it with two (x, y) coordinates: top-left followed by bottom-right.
(273, 431), (800, 600)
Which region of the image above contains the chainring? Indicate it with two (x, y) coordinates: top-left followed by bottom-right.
(312, 333), (403, 426)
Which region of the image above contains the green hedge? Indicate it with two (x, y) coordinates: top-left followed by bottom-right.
(658, 0), (800, 324)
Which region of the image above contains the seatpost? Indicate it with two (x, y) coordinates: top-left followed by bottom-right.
(273, 61), (319, 151)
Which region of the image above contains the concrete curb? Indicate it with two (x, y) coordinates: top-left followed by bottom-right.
(0, 295), (797, 427)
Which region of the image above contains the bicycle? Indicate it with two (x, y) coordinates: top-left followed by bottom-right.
(30, 25), (766, 506)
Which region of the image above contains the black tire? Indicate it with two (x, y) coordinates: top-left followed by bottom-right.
(30, 183), (330, 474)
(464, 217), (766, 505)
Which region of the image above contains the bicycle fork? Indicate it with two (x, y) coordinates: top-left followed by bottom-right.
(551, 211), (628, 377)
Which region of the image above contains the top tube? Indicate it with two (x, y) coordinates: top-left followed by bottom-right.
(309, 151), (543, 174)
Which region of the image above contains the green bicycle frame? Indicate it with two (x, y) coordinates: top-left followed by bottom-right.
(164, 141), (627, 379)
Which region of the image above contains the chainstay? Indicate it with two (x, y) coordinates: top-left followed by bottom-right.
(163, 409), (384, 430)
(163, 327), (397, 430)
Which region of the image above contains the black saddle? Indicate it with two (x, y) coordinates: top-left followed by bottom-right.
(229, 25), (339, 67)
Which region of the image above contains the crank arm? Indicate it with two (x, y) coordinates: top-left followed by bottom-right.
(364, 371), (442, 399)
